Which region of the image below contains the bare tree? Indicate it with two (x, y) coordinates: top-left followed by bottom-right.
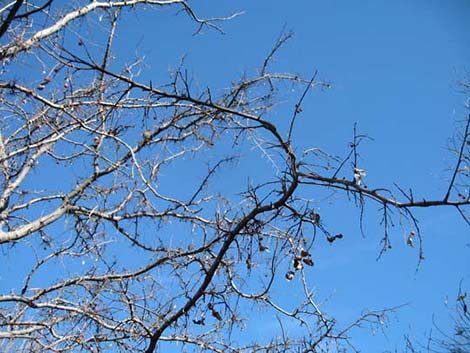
(0, 1), (468, 352)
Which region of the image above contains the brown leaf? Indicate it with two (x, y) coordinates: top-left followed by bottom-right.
(406, 236), (414, 247)
(192, 318), (205, 325)
(259, 243), (269, 252)
(211, 308), (222, 321)
(311, 212), (320, 224)
(303, 257), (314, 266)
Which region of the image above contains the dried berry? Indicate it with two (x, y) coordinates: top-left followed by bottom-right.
(285, 271), (295, 281)
(293, 258), (303, 271)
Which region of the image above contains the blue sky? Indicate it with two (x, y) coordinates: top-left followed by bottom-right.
(2, 0), (469, 351)
(68, 0), (470, 350)
(117, 1), (470, 350)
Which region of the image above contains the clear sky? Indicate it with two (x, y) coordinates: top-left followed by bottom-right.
(138, 1), (470, 350)
(2, 1), (470, 351)
(108, 1), (470, 350)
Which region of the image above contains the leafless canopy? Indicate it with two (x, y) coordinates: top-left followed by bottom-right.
(0, 1), (469, 352)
